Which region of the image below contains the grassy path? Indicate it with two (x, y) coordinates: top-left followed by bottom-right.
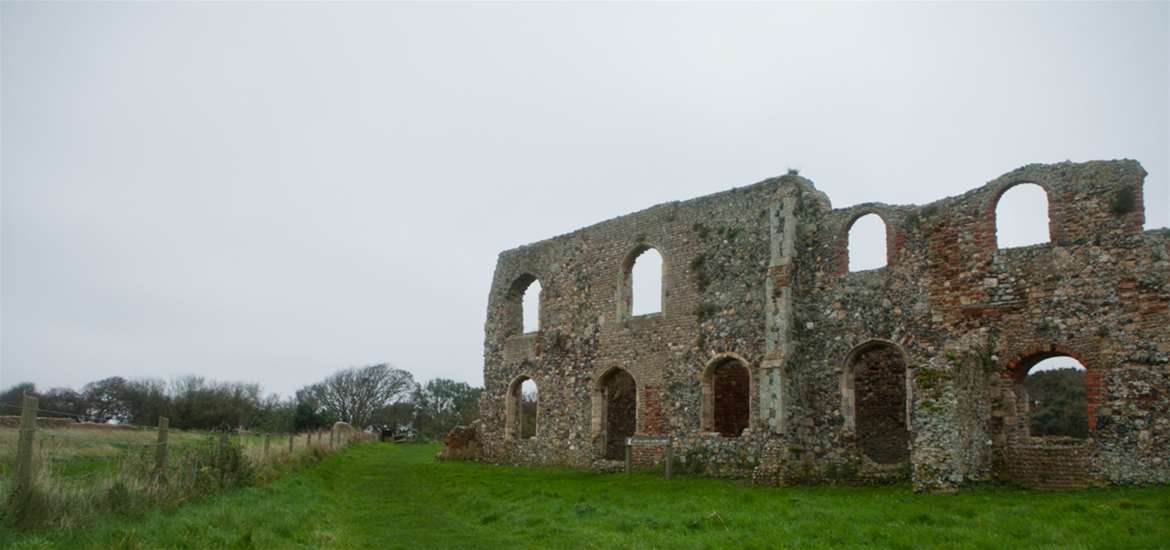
(4, 443), (1169, 549)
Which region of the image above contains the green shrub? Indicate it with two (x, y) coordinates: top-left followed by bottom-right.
(1111, 185), (1136, 216)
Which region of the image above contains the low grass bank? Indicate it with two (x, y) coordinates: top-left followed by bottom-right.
(3, 443), (1169, 549)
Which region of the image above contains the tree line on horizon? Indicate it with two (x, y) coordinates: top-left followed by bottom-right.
(0, 364), (482, 440)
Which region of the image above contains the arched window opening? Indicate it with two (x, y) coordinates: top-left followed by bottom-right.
(848, 214), (888, 272)
(630, 248), (663, 316)
(519, 379), (538, 439)
(1018, 356), (1088, 439)
(845, 342), (910, 464)
(506, 375), (538, 440)
(522, 280), (542, 333)
(593, 368), (637, 460)
(995, 183), (1050, 249)
(702, 358), (750, 437)
(506, 274), (542, 336)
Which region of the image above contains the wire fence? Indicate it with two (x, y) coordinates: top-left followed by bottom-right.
(1, 394), (370, 529)
(0, 401), (96, 419)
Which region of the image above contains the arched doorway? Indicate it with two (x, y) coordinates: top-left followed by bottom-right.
(701, 355), (751, 437)
(593, 368), (637, 460)
(843, 341), (910, 464)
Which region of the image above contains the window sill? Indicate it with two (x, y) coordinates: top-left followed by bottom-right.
(621, 312), (663, 329)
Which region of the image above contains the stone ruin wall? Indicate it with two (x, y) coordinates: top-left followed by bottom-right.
(474, 159), (1169, 492)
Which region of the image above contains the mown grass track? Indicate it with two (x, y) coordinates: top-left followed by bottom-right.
(4, 443), (1169, 549)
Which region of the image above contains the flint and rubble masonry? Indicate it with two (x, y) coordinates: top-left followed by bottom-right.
(470, 160), (1169, 492)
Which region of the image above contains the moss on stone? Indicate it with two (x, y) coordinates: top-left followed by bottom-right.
(916, 368), (952, 392)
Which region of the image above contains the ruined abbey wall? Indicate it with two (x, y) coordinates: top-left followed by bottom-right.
(476, 160), (1169, 492)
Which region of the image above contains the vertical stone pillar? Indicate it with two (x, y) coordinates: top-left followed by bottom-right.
(760, 185), (798, 433)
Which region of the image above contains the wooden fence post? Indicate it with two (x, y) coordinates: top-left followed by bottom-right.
(263, 434), (271, 461)
(154, 416), (169, 484)
(624, 438), (632, 475)
(664, 441), (673, 480)
(288, 433), (295, 453)
(11, 394), (38, 503)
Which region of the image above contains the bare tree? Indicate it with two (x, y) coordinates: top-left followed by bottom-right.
(306, 364), (417, 429)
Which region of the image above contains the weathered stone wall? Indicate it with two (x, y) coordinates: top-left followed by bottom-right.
(471, 159), (1169, 492)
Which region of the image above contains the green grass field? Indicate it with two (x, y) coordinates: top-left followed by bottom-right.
(0, 426), (335, 533)
(0, 427), (210, 480)
(3, 443), (1169, 549)
(0, 427), (302, 481)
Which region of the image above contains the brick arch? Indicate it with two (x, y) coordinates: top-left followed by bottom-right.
(985, 179), (1057, 251)
(838, 207), (897, 274)
(1004, 343), (1090, 380)
(699, 352), (753, 437)
(617, 243), (668, 319)
(1000, 342), (1100, 430)
(505, 373), (540, 440)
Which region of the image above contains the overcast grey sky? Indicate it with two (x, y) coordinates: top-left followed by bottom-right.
(2, 2), (1167, 397)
